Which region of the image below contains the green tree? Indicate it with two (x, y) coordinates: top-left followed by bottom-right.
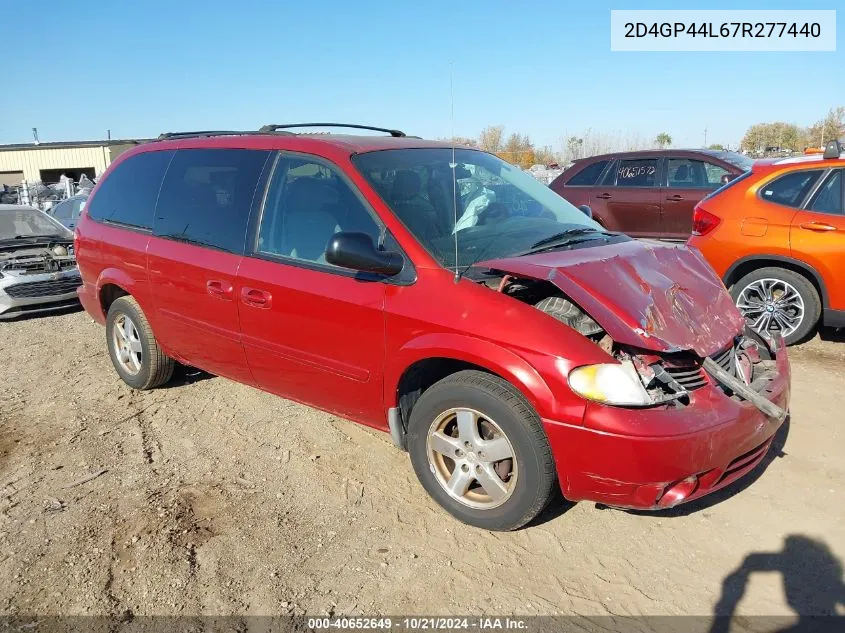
(655, 132), (672, 148)
(741, 122), (802, 155)
(707, 143), (725, 151)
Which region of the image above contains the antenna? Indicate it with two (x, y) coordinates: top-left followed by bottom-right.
(450, 65), (459, 283)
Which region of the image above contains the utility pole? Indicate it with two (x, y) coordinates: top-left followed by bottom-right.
(703, 126), (708, 148)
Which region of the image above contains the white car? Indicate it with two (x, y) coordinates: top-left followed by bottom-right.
(0, 204), (81, 320)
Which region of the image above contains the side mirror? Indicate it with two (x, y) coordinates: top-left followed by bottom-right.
(325, 231), (404, 276)
(578, 204), (593, 219)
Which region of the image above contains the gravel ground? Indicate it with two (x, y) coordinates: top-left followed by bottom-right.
(0, 309), (842, 621)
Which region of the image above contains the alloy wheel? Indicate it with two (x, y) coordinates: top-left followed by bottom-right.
(112, 313), (143, 376)
(736, 278), (805, 339)
(426, 408), (517, 510)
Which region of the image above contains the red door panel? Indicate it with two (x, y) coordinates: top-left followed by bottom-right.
(237, 257), (386, 426)
(146, 237), (254, 384)
(597, 187), (661, 237)
(593, 158), (662, 237)
(662, 187), (702, 238)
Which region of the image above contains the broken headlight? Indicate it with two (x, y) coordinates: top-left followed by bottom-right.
(568, 361), (652, 407)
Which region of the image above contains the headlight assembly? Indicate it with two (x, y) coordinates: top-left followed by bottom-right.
(568, 361), (652, 407)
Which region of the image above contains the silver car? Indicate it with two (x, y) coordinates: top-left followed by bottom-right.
(0, 204), (81, 319)
(46, 194), (89, 231)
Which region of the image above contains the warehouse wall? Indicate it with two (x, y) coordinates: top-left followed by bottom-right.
(0, 146), (112, 182)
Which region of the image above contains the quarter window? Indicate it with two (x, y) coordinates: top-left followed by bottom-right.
(86, 150), (173, 229)
(667, 158), (729, 188)
(257, 156), (381, 265)
(613, 159), (657, 187)
(808, 170), (843, 215)
(759, 170), (824, 208)
(566, 160), (609, 186)
(154, 149), (270, 254)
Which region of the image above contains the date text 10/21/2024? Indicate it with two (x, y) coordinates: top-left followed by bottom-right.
(307, 617), (529, 630)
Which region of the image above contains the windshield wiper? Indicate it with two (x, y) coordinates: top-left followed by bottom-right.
(12, 234), (63, 241)
(527, 228), (604, 249)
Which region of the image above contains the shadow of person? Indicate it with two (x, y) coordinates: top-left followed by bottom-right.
(710, 535), (845, 633)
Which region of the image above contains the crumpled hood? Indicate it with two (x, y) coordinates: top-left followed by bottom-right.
(484, 239), (745, 357)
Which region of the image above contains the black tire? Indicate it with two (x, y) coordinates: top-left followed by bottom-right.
(730, 267), (821, 345)
(106, 296), (174, 390)
(406, 370), (556, 531)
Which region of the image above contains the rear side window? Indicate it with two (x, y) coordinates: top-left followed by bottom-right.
(668, 158), (730, 188)
(808, 170), (843, 215)
(566, 160), (608, 186)
(154, 149), (271, 254)
(759, 169), (824, 208)
(613, 159), (657, 187)
(86, 150), (173, 229)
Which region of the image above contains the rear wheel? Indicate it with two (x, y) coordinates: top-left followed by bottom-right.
(406, 370), (556, 531)
(106, 296), (174, 389)
(730, 267), (820, 345)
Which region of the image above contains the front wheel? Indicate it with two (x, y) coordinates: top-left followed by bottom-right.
(406, 370), (557, 531)
(730, 267), (820, 345)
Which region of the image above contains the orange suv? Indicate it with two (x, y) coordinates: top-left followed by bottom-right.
(688, 140), (845, 345)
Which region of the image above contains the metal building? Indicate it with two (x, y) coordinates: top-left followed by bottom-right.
(0, 139), (143, 187)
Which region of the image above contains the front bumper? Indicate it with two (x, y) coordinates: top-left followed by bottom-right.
(544, 338), (791, 509)
(0, 270), (82, 320)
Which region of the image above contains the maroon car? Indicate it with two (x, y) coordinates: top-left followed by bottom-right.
(550, 150), (752, 240)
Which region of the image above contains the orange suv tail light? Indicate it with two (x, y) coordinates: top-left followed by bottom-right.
(692, 205), (721, 236)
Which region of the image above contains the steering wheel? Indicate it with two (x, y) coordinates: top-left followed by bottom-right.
(478, 202), (510, 225)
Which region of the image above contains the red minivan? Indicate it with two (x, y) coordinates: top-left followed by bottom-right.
(75, 125), (790, 530)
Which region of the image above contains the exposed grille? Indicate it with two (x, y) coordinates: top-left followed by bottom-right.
(1, 259), (77, 275)
(4, 276), (82, 299)
(660, 343), (737, 392)
(712, 345), (736, 376)
(663, 364), (708, 390)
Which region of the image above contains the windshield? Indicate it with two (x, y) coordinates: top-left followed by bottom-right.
(705, 151), (754, 171)
(352, 148), (610, 269)
(0, 207), (72, 240)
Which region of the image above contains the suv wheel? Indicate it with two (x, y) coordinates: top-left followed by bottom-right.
(730, 267), (821, 345)
(406, 370), (556, 531)
(106, 296), (175, 389)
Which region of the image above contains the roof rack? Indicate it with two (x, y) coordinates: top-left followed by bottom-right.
(156, 129), (295, 141)
(822, 139), (844, 160)
(157, 130), (251, 141)
(257, 123), (406, 137)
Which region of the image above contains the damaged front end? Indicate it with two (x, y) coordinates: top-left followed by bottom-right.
(0, 239), (82, 319)
(0, 241), (77, 276)
(477, 258), (786, 420)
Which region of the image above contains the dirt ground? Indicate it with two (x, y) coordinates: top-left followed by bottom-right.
(1, 309), (843, 621)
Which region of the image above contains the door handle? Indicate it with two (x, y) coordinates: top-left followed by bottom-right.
(595, 193), (612, 200)
(800, 221), (837, 232)
(241, 287), (272, 309)
(206, 280), (234, 300)
(666, 195), (684, 201)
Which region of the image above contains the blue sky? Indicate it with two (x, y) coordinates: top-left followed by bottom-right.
(2, 0), (842, 150)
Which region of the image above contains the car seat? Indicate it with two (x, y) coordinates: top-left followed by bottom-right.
(390, 170), (439, 241)
(281, 178), (341, 263)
